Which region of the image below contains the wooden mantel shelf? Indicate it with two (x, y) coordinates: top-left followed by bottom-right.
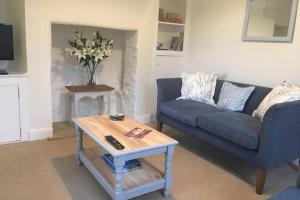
(65, 84), (114, 93)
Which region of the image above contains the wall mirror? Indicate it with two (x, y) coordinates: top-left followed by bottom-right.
(242, 0), (299, 42)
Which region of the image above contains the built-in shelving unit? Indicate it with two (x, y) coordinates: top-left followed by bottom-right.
(153, 0), (190, 116)
(156, 50), (184, 57)
(158, 21), (185, 27)
(156, 0), (187, 56)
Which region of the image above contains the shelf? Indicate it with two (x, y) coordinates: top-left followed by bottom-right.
(156, 0), (187, 57)
(156, 50), (184, 57)
(82, 147), (164, 191)
(0, 72), (29, 78)
(158, 22), (185, 33)
(158, 21), (185, 27)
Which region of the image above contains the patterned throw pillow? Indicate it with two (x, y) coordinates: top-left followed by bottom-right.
(217, 82), (255, 111)
(252, 82), (300, 121)
(179, 72), (218, 105)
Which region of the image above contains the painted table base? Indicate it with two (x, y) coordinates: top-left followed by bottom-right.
(75, 126), (176, 200)
(67, 90), (113, 124)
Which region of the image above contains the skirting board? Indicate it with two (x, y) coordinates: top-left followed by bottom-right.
(135, 114), (151, 123)
(29, 115), (152, 141)
(29, 128), (53, 141)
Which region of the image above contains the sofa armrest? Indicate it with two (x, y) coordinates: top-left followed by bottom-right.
(257, 100), (300, 170)
(156, 78), (182, 115)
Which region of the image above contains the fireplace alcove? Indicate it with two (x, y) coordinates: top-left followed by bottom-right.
(51, 23), (138, 123)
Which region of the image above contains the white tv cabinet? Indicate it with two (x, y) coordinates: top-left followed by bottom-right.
(0, 74), (29, 144)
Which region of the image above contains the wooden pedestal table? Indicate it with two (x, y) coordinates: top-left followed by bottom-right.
(73, 115), (178, 200)
(66, 85), (114, 123)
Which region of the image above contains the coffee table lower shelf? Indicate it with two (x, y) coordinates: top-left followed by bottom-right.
(79, 147), (165, 200)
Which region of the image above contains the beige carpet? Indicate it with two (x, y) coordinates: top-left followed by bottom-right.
(52, 122), (76, 139)
(0, 123), (297, 200)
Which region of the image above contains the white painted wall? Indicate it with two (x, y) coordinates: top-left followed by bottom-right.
(0, 0), (7, 22)
(25, 0), (156, 135)
(187, 0), (300, 87)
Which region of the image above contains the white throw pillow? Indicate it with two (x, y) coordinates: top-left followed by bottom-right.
(179, 72), (218, 105)
(252, 82), (300, 121)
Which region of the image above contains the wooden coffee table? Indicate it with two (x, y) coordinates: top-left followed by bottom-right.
(73, 115), (178, 200)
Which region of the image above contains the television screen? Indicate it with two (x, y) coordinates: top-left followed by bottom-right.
(0, 24), (14, 60)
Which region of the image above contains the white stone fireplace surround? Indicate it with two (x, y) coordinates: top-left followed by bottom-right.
(51, 24), (138, 122)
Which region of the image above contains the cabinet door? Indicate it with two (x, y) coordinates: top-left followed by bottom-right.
(0, 85), (21, 143)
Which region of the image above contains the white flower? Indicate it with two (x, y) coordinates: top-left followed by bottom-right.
(65, 31), (113, 66)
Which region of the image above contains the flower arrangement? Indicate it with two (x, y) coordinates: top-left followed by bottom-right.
(65, 31), (113, 87)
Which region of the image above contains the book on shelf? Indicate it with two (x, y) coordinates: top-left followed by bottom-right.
(101, 154), (142, 174)
(170, 32), (184, 51)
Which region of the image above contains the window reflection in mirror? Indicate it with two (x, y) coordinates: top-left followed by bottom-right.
(248, 0), (293, 37)
(243, 0), (298, 42)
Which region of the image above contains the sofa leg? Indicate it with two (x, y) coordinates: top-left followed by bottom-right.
(157, 121), (163, 132)
(256, 168), (267, 195)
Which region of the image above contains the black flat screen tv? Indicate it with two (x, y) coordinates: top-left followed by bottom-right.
(0, 24), (14, 60)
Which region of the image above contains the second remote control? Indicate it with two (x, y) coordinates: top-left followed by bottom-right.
(105, 135), (125, 150)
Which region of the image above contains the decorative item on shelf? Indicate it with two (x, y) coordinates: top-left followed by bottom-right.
(170, 32), (184, 51)
(65, 31), (113, 87)
(0, 24), (14, 75)
(157, 43), (164, 50)
(175, 19), (183, 24)
(109, 113), (125, 121)
(177, 32), (184, 51)
(170, 37), (180, 51)
(158, 9), (184, 24)
(166, 12), (178, 23)
(159, 8), (165, 21)
(157, 43), (169, 50)
(0, 70), (8, 75)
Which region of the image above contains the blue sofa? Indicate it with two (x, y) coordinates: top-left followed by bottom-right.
(269, 171), (300, 200)
(156, 78), (300, 194)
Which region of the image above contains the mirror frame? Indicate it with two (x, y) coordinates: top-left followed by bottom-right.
(242, 0), (299, 42)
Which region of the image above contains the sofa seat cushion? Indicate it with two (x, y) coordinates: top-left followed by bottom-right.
(160, 100), (225, 127)
(197, 112), (261, 150)
(268, 187), (300, 200)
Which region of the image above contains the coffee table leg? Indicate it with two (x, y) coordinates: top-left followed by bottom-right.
(76, 126), (83, 166)
(164, 145), (174, 197)
(114, 157), (125, 200)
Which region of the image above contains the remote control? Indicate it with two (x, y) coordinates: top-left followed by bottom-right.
(105, 135), (125, 150)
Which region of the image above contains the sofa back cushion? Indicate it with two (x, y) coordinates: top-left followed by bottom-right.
(214, 80), (272, 115)
(297, 171), (300, 188)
